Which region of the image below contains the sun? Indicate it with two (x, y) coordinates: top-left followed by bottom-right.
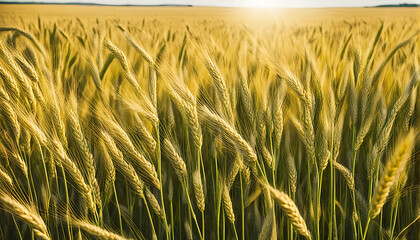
(242, 0), (278, 8)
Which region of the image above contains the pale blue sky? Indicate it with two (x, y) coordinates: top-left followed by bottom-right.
(2, 0), (420, 7)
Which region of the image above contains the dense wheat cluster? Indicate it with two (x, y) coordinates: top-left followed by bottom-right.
(0, 5), (419, 240)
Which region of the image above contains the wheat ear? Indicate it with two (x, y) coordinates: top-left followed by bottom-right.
(0, 27), (47, 58)
(354, 116), (374, 151)
(227, 155), (242, 189)
(162, 138), (187, 182)
(101, 131), (144, 198)
(286, 153), (298, 194)
(49, 103), (67, 148)
(0, 43), (36, 111)
(369, 129), (415, 219)
(222, 183), (235, 223)
(192, 170), (205, 212)
(100, 141), (115, 203)
(166, 80), (202, 149)
(204, 54), (233, 119)
(67, 109), (101, 208)
(0, 65), (20, 99)
(15, 55), (39, 83)
(266, 184), (312, 239)
(103, 38), (141, 94)
(120, 29), (157, 106)
(134, 114), (157, 155)
(0, 193), (50, 240)
(0, 87), (21, 142)
(333, 161), (354, 191)
(184, 220), (193, 240)
(145, 187), (165, 221)
(200, 106), (257, 169)
(273, 81), (286, 147)
(106, 120), (160, 189)
(73, 220), (131, 240)
(49, 139), (94, 210)
(0, 168), (13, 187)
(238, 67), (255, 127)
(1, 133), (27, 177)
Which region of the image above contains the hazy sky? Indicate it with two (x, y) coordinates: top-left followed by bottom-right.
(3, 0), (420, 7)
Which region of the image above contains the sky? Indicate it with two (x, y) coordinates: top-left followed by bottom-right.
(2, 0), (419, 7)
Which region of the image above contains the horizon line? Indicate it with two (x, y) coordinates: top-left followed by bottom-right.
(0, 1), (419, 8)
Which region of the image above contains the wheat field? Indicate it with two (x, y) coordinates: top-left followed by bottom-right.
(0, 5), (419, 240)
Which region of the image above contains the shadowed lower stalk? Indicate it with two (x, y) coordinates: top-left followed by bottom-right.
(154, 123), (170, 239)
(182, 178), (203, 240)
(330, 122), (337, 240)
(240, 173), (245, 240)
(351, 125), (361, 238)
